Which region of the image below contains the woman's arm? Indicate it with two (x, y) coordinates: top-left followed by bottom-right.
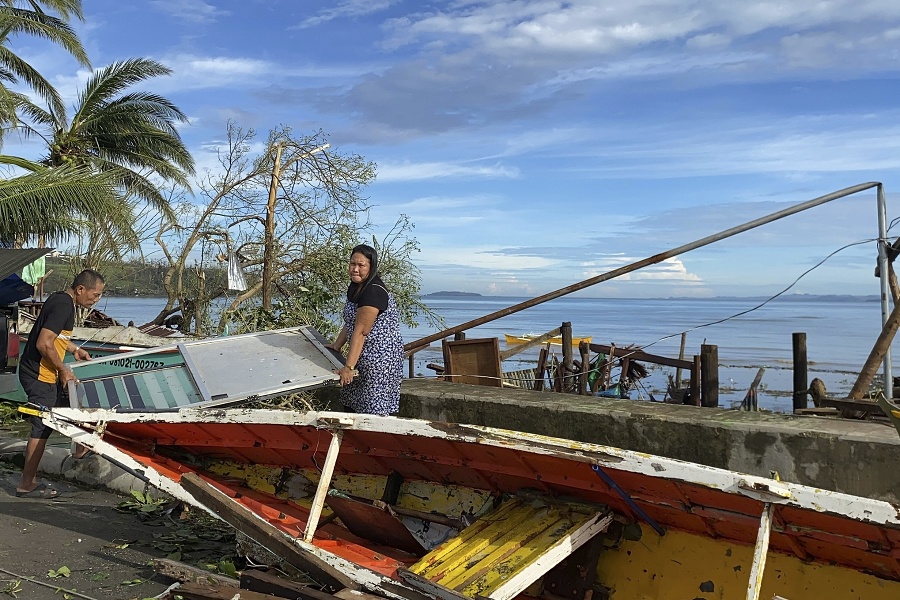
(328, 326), (348, 351)
(337, 306), (379, 385)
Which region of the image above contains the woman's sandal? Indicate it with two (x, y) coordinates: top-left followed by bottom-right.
(15, 483), (60, 499)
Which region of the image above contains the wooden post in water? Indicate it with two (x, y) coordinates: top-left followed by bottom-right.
(579, 340), (591, 395)
(792, 332), (808, 412)
(690, 355), (702, 406)
(675, 332), (687, 388)
(454, 331), (466, 341)
(534, 347), (549, 392)
(700, 344), (719, 408)
(561, 322), (574, 392)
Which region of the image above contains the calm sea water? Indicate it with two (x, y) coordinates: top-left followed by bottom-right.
(94, 295), (895, 413)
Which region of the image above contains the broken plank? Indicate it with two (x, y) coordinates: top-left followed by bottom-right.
(151, 558), (239, 587)
(172, 582), (276, 600)
(334, 590), (394, 600)
(241, 569), (334, 600)
(180, 472), (356, 592)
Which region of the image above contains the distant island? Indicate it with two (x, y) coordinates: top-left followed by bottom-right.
(423, 291), (483, 298)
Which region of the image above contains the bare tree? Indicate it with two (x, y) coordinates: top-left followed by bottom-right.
(153, 122), (437, 337)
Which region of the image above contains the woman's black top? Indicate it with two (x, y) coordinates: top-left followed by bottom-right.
(346, 275), (389, 313)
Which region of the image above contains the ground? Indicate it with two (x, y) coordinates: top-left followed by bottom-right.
(0, 460), (237, 600)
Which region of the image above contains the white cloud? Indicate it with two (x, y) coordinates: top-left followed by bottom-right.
(377, 161), (519, 182)
(150, 0), (229, 23)
(295, 0), (399, 29)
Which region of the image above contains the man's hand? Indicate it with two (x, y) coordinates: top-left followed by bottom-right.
(73, 347), (91, 361)
(59, 367), (78, 387)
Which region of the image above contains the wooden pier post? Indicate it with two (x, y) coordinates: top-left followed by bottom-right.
(792, 332), (808, 412)
(700, 344), (718, 408)
(561, 322), (574, 392)
(579, 340), (591, 395)
(690, 355), (701, 406)
(675, 332), (687, 388)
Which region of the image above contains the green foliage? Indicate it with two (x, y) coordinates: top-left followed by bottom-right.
(0, 401), (22, 426)
(116, 490), (166, 515)
(0, 579), (22, 597)
(47, 566), (71, 578)
(0, 0), (88, 127)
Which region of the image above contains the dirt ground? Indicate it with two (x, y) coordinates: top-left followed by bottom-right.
(0, 459), (237, 600)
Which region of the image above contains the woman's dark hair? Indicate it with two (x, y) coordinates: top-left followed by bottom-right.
(350, 244), (378, 299)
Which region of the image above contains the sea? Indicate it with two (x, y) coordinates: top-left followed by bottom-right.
(92, 294), (896, 414)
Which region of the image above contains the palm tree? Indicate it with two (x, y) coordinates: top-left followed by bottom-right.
(13, 57), (195, 257)
(0, 0), (89, 129)
(18, 57), (195, 214)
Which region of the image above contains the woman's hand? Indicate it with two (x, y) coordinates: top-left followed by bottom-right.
(337, 365), (356, 386)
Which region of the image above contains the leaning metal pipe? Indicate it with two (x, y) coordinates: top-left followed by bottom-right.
(406, 182), (883, 351)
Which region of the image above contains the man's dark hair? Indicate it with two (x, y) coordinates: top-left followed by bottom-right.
(71, 269), (105, 290)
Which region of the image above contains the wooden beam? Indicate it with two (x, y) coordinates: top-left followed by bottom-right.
(172, 582), (275, 600)
(746, 503), (774, 600)
(179, 472), (355, 592)
(304, 429), (344, 542)
(150, 558), (238, 588)
(241, 570), (333, 600)
(588, 343), (693, 370)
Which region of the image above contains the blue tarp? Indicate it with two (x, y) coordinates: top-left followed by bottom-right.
(0, 273), (34, 304)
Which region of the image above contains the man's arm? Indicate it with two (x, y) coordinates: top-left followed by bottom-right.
(35, 328), (75, 385)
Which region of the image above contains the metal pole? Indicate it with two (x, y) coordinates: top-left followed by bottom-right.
(406, 182), (882, 351)
(876, 184), (893, 400)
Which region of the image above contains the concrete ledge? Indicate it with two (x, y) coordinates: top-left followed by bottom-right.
(395, 378), (900, 503)
(0, 436), (159, 497)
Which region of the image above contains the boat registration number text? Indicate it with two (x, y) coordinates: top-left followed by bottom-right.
(98, 356), (166, 370)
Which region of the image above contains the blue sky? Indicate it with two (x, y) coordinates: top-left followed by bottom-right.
(7, 0), (900, 297)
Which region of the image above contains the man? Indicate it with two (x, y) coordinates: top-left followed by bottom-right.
(16, 269), (105, 499)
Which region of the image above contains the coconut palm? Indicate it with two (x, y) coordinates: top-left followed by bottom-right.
(16, 57), (195, 216)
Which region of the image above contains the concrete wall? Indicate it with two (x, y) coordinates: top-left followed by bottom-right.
(344, 378), (900, 503)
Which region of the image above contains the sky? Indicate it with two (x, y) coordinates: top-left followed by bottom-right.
(7, 0), (900, 298)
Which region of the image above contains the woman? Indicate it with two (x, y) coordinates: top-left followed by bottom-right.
(327, 244), (404, 415)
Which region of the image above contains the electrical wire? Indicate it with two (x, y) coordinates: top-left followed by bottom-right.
(0, 566), (100, 600)
(636, 238), (878, 354)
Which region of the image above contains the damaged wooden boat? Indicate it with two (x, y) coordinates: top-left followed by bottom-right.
(37, 402), (900, 599)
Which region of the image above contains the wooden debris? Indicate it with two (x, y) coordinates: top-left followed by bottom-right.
(334, 589), (391, 600)
(241, 569), (334, 600)
(171, 582), (275, 600)
(151, 558), (239, 588)
(180, 472), (357, 592)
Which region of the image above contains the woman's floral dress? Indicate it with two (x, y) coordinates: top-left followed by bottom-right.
(339, 287), (404, 415)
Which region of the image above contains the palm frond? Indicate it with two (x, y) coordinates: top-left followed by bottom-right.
(0, 166), (120, 242)
(73, 58), (171, 125)
(0, 6), (88, 66)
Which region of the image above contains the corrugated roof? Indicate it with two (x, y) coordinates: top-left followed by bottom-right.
(0, 248), (52, 281)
